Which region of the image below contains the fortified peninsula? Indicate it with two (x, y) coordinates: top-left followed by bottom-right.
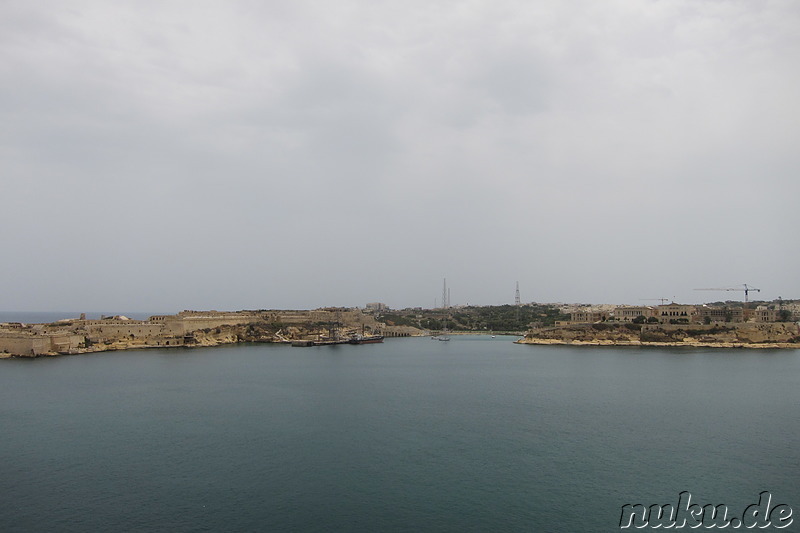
(0, 308), (420, 358)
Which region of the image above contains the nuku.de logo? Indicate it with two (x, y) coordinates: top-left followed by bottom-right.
(620, 491), (793, 529)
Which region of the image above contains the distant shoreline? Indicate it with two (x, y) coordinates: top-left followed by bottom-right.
(515, 338), (800, 349)
(517, 322), (800, 349)
(4, 307), (799, 358)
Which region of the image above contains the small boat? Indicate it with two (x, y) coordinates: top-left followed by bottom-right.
(349, 334), (384, 345)
(436, 316), (450, 341)
(349, 325), (384, 345)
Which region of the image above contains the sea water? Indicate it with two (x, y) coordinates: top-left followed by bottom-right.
(1, 336), (798, 532)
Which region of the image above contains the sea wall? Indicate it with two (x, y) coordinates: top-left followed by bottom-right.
(0, 334), (52, 356)
(0, 333), (86, 356)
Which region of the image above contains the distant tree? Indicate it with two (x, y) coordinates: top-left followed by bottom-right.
(632, 315), (646, 324)
(647, 317), (658, 324)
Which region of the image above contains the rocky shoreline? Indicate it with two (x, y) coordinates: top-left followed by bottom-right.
(515, 338), (800, 349)
(517, 322), (800, 349)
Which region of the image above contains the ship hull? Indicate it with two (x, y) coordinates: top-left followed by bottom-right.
(349, 335), (384, 345)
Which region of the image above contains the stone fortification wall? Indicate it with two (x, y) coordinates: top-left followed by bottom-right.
(163, 314), (262, 335)
(381, 325), (422, 337)
(0, 334), (53, 356)
(319, 309), (380, 327)
(268, 311), (312, 324)
(84, 322), (167, 340)
(0, 333), (85, 356)
(159, 309), (380, 331)
(49, 334), (86, 353)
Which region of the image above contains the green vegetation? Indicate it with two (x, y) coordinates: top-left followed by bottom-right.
(378, 313), (420, 328)
(379, 304), (569, 333)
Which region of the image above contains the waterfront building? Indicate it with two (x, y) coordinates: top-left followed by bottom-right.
(569, 310), (609, 323)
(613, 306), (655, 322)
(656, 303), (697, 323)
(696, 305), (744, 323)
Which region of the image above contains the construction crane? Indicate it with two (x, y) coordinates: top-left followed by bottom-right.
(694, 284), (761, 320)
(639, 298), (672, 305)
(694, 284), (761, 304)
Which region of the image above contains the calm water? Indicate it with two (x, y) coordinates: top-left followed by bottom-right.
(1, 337), (798, 532)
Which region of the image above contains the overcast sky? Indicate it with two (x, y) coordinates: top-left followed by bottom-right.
(1, 0), (798, 312)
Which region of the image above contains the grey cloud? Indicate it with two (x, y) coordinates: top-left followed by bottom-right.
(1, 0), (798, 312)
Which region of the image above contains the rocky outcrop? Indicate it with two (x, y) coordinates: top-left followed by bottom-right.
(518, 322), (800, 348)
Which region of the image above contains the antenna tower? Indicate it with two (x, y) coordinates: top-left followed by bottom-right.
(442, 278), (448, 309)
(515, 282), (521, 306)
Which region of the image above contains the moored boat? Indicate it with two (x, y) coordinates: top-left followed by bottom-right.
(349, 334), (384, 345)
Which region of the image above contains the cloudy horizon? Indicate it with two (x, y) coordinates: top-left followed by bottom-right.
(2, 1), (798, 313)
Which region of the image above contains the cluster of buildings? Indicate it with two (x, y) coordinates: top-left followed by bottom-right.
(561, 301), (798, 325)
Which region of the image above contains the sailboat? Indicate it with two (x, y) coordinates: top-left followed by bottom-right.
(433, 279), (451, 341)
(437, 315), (450, 341)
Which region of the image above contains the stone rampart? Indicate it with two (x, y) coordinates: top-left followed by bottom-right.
(0, 333), (86, 356)
(85, 322), (167, 340)
(0, 334), (52, 356)
(164, 315), (261, 335)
